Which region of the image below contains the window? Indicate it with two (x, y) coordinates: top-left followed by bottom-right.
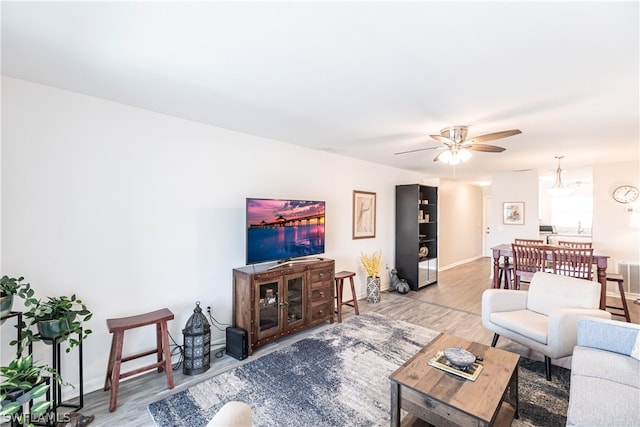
(550, 195), (592, 231)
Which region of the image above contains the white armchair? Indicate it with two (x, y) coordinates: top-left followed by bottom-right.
(482, 271), (611, 380)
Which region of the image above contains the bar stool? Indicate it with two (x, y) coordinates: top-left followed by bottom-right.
(605, 274), (631, 322)
(334, 271), (360, 323)
(498, 260), (514, 289)
(104, 308), (175, 412)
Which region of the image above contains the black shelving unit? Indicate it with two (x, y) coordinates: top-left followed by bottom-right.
(395, 184), (438, 290)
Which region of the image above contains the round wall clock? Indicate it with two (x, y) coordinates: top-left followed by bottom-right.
(612, 185), (639, 204)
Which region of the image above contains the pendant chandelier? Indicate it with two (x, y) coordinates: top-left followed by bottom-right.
(547, 156), (573, 197)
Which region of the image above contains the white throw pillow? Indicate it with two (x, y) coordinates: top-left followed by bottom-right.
(631, 333), (640, 361)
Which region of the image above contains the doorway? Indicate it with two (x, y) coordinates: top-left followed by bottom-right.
(482, 196), (492, 257)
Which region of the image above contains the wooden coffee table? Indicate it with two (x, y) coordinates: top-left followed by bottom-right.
(389, 332), (519, 427)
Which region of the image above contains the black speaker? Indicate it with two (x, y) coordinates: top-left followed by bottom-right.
(226, 327), (248, 360)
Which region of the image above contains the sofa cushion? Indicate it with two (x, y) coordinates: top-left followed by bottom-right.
(527, 272), (600, 316)
(572, 346), (640, 389)
(567, 375), (640, 426)
(490, 309), (548, 344)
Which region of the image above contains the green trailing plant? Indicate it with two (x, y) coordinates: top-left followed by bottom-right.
(0, 276), (31, 298)
(17, 294), (93, 353)
(0, 355), (65, 426)
(1, 276), (31, 322)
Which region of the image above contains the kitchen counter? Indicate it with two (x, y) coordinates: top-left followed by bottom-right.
(542, 234), (592, 245)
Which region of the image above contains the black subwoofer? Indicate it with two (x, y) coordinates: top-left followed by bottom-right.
(225, 327), (248, 360)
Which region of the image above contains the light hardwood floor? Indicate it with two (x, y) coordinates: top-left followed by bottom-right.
(69, 257), (639, 427)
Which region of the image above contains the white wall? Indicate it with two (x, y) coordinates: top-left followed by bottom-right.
(592, 162), (640, 273)
(438, 179), (483, 268)
(1, 77), (427, 394)
(489, 170), (540, 248)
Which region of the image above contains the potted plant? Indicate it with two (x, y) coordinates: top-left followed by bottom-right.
(1, 276), (30, 321)
(360, 250), (382, 303)
(20, 294), (93, 353)
(0, 355), (63, 426)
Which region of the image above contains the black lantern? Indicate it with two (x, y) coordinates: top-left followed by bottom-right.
(182, 301), (211, 375)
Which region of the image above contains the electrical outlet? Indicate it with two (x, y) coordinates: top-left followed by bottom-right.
(207, 305), (212, 315)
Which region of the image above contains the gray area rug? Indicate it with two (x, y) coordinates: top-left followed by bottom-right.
(148, 312), (569, 426)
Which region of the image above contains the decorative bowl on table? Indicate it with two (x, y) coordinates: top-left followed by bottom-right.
(443, 347), (476, 369)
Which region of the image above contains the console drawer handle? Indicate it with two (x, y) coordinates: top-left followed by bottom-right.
(319, 291), (325, 297)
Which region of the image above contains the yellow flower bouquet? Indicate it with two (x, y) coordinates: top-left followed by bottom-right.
(360, 250), (382, 278)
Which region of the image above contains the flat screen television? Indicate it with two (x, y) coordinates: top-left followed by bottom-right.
(246, 198), (326, 265)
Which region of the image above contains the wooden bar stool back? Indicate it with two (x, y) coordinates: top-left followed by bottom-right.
(334, 271), (360, 322)
(497, 259), (513, 289)
(605, 274), (631, 322)
(104, 308), (175, 412)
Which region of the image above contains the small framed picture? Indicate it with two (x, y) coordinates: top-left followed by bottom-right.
(503, 202), (524, 225)
(353, 190), (376, 239)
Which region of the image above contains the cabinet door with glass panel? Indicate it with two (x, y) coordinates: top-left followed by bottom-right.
(255, 272), (306, 341)
(256, 277), (283, 341)
(283, 272), (305, 327)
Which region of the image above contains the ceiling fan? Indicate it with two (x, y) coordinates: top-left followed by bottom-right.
(394, 125), (522, 165)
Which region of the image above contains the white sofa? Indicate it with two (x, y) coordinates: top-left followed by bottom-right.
(566, 317), (640, 426)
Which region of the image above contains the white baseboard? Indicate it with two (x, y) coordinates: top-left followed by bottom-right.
(438, 255), (484, 272)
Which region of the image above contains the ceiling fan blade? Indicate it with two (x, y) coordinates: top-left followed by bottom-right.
(430, 134), (455, 144)
(466, 129), (521, 143)
(394, 146), (443, 155)
(466, 144), (506, 153)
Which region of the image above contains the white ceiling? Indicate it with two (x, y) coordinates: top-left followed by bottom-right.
(2, 1), (638, 183)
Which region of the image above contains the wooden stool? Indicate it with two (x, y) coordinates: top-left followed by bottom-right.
(605, 274), (631, 322)
(104, 308), (175, 412)
(498, 261), (514, 289)
(334, 271), (359, 323)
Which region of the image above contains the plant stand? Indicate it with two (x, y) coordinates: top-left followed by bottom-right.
(44, 331), (84, 422)
(2, 377), (52, 427)
(0, 311), (32, 357)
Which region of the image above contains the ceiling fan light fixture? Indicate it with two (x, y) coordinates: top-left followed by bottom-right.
(547, 155), (573, 197)
(438, 150), (452, 163)
(459, 148), (472, 162)
(438, 147), (471, 165)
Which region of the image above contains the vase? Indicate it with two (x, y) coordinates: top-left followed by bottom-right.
(37, 313), (75, 344)
(366, 276), (381, 303)
(1, 293), (14, 324)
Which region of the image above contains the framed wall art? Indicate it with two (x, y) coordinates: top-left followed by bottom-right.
(503, 202), (524, 225)
(353, 190), (376, 239)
